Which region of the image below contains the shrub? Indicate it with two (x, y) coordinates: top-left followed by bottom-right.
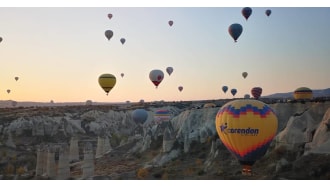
(4, 163), (15, 175)
(183, 167), (195, 176)
(161, 172), (169, 180)
(16, 166), (25, 175)
(136, 168), (148, 179)
(195, 158), (203, 166)
(1, 151), (7, 157)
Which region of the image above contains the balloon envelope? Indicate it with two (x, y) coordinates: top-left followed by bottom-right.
(293, 87), (313, 100)
(7, 89), (10, 94)
(231, 88), (237, 96)
(98, 73), (116, 95)
(251, 87), (263, 99)
(222, 86), (228, 93)
(204, 103), (216, 108)
(215, 99), (278, 173)
(121, 73), (124, 78)
(15, 77), (19, 81)
(178, 86), (183, 92)
(244, 94), (250, 99)
(0, 37), (2, 43)
(228, 23), (243, 42)
(108, 13), (113, 19)
(120, 38), (126, 44)
(265, 9), (272, 17)
(105, 30), (113, 40)
(154, 109), (172, 123)
(86, 100), (93, 106)
(166, 67), (173, 76)
(168, 20), (173, 26)
(149, 69), (164, 88)
(12, 101), (17, 107)
(242, 72), (248, 79)
(242, 7), (252, 20)
(132, 109), (148, 124)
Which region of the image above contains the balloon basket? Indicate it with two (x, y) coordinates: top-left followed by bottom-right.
(241, 165), (252, 176)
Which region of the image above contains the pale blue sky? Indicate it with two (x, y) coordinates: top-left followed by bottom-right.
(0, 6), (329, 103)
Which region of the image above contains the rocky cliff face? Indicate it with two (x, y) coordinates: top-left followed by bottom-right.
(0, 101), (330, 179)
(273, 102), (330, 153)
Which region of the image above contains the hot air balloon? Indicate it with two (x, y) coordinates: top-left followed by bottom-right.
(231, 88), (237, 96)
(86, 100), (93, 106)
(108, 13), (113, 20)
(178, 86), (183, 92)
(293, 87), (313, 100)
(15, 77), (19, 81)
(7, 89), (10, 94)
(120, 38), (126, 45)
(251, 87), (263, 100)
(105, 30), (113, 40)
(228, 23), (243, 42)
(166, 67), (173, 76)
(265, 9), (272, 17)
(12, 101), (17, 107)
(132, 109), (148, 124)
(242, 72), (248, 79)
(168, 20), (173, 27)
(204, 103), (216, 108)
(222, 86), (228, 94)
(98, 73), (116, 95)
(215, 99), (278, 175)
(0, 37), (2, 43)
(242, 7), (252, 20)
(154, 109), (172, 123)
(120, 73), (124, 78)
(149, 69), (164, 88)
(244, 94), (250, 99)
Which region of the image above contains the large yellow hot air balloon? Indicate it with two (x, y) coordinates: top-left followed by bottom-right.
(293, 87), (313, 100)
(215, 99), (278, 176)
(98, 73), (116, 95)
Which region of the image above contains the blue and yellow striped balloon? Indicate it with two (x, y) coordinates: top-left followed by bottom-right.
(215, 99), (278, 167)
(154, 109), (171, 123)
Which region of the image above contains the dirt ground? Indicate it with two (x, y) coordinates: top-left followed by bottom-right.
(89, 138), (330, 180)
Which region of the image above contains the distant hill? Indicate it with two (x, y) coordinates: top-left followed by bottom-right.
(263, 88), (330, 98)
(1, 88), (329, 108)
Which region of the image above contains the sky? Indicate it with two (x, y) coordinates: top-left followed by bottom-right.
(0, 1), (330, 103)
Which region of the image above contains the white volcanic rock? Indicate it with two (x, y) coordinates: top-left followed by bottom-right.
(304, 107), (330, 154)
(275, 102), (330, 151)
(2, 102), (330, 162)
(5, 132), (16, 148)
(270, 102), (314, 133)
(8, 117), (33, 135)
(148, 149), (181, 167)
(66, 118), (85, 134)
(171, 107), (218, 153)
